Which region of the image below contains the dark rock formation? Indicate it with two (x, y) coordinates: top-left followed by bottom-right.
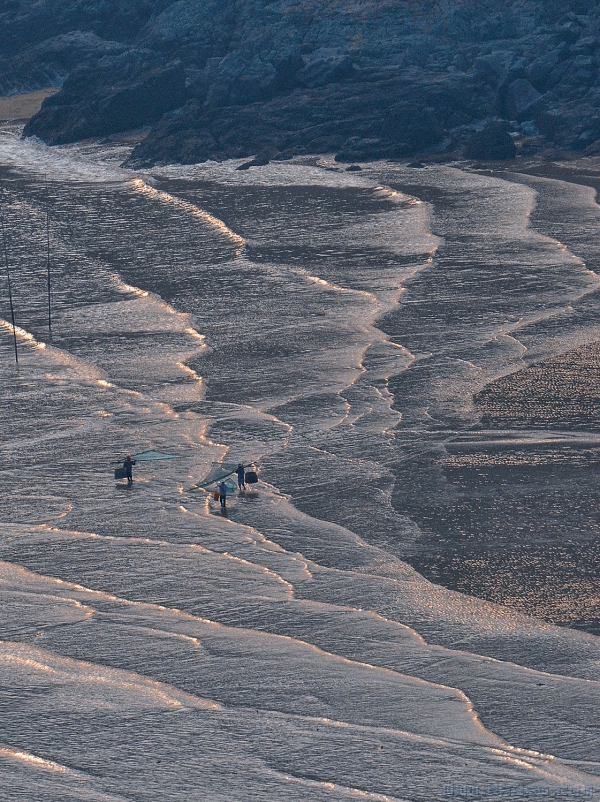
(236, 154), (270, 170)
(0, 32), (127, 96)
(1, 0), (599, 164)
(124, 70), (484, 167)
(503, 78), (542, 118)
(464, 120), (517, 160)
(23, 53), (186, 144)
(525, 43), (570, 90)
(0, 0), (162, 58)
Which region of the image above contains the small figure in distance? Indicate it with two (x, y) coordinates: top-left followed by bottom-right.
(123, 454), (136, 486)
(236, 463), (246, 492)
(217, 480), (227, 508)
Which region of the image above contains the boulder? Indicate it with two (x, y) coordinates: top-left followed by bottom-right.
(507, 91), (556, 133)
(296, 51), (359, 88)
(126, 68), (493, 167)
(23, 31), (126, 71)
(216, 52), (277, 104)
(123, 102), (216, 167)
(0, 0), (164, 60)
(236, 154), (270, 170)
(504, 78), (542, 118)
(473, 51), (513, 85)
(525, 43), (569, 89)
(555, 19), (585, 44)
(381, 104), (445, 151)
(534, 108), (572, 141)
(464, 121), (517, 160)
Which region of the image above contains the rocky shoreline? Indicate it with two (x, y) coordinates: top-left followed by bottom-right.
(1, 1), (599, 166)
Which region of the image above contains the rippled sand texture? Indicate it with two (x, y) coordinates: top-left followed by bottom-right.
(0, 126), (600, 799)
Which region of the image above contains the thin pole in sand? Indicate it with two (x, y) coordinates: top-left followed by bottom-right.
(0, 210), (18, 364)
(45, 174), (52, 340)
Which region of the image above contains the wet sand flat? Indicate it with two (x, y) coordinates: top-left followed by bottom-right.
(385, 161), (600, 634)
(0, 87), (60, 121)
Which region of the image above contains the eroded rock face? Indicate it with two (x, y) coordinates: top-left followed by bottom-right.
(5, 0), (600, 163)
(124, 70), (487, 167)
(23, 53), (186, 144)
(0, 32), (127, 96)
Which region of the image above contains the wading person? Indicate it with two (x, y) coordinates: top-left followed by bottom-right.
(123, 455), (136, 486)
(217, 480), (227, 508)
(236, 463), (246, 492)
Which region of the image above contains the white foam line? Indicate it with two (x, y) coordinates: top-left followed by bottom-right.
(114, 279), (149, 298)
(178, 499), (312, 583)
(0, 638), (219, 710)
(255, 706), (595, 787)
(0, 319), (46, 350)
(3, 547), (599, 697)
(0, 742), (159, 801)
(447, 430), (600, 449)
(176, 360), (205, 388)
(272, 766), (405, 802)
(470, 169), (600, 349)
(37, 524), (294, 597)
(0, 127), (132, 184)
(130, 177), (246, 254)
(109, 271), (180, 317)
(5, 548), (600, 775)
(132, 164), (437, 458)
(0, 267), (207, 420)
(0, 553), (480, 701)
(7, 588), (96, 621)
(0, 310), (130, 386)
(184, 326), (206, 342)
(372, 184), (416, 204)
(0, 745), (73, 774)
(302, 271), (378, 303)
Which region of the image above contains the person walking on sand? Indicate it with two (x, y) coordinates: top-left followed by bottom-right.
(236, 463), (246, 492)
(123, 455), (136, 486)
(217, 480), (227, 508)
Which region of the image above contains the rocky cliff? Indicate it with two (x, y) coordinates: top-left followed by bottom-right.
(2, 0), (599, 163)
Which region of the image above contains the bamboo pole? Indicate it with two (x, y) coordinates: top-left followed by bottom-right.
(0, 211), (18, 364)
(45, 175), (51, 340)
